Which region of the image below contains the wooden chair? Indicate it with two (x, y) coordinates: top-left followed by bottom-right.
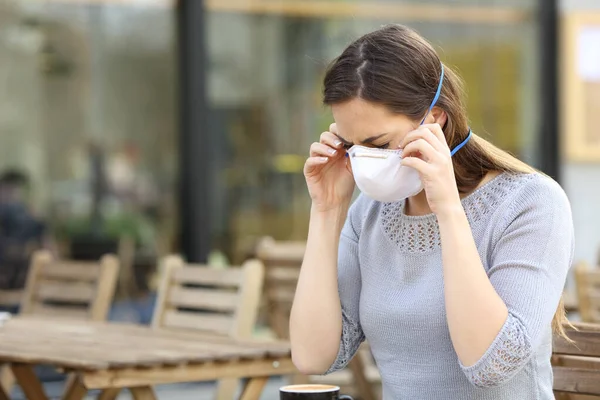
(255, 237), (305, 340)
(575, 261), (600, 323)
(552, 322), (600, 399)
(256, 237), (381, 400)
(1, 250), (120, 396)
(20, 250), (119, 321)
(60, 235), (137, 299)
(151, 255), (265, 400)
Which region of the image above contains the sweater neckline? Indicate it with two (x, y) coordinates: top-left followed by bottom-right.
(380, 173), (535, 254)
(397, 172), (511, 222)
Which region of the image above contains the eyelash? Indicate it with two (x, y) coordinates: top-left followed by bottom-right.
(342, 142), (389, 150)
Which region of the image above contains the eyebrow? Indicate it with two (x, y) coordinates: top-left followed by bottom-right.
(334, 133), (389, 146)
(361, 133), (388, 144)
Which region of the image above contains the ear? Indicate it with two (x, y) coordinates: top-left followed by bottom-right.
(430, 107), (448, 127)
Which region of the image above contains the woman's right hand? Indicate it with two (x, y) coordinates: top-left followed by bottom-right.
(304, 123), (355, 213)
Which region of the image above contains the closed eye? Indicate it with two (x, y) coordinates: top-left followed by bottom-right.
(374, 142), (390, 149)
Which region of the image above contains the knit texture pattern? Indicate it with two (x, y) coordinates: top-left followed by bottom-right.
(326, 173), (574, 400)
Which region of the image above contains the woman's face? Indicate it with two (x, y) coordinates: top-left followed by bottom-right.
(331, 98), (445, 151)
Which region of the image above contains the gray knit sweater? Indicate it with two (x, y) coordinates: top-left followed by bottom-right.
(327, 173), (573, 399)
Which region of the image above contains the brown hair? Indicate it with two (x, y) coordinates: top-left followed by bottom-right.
(323, 24), (571, 339)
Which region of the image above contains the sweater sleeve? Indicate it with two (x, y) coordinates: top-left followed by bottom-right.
(460, 176), (574, 388)
(325, 196), (367, 374)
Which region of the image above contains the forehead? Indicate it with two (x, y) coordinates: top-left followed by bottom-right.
(331, 99), (412, 142)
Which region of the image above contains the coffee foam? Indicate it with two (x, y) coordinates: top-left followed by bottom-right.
(280, 384), (340, 393)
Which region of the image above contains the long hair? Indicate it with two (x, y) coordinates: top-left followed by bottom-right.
(323, 24), (570, 339)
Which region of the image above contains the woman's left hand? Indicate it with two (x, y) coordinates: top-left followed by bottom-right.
(399, 123), (462, 216)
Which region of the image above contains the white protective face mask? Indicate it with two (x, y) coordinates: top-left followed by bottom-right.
(346, 62), (444, 203)
(348, 146), (423, 203)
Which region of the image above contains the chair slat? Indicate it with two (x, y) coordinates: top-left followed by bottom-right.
(257, 241), (305, 263)
(586, 274), (600, 286)
(162, 310), (233, 336)
(36, 282), (95, 303)
(588, 293), (600, 304)
(168, 287), (238, 312)
(553, 366), (600, 395)
(31, 305), (89, 320)
(267, 287), (295, 303)
(554, 355), (600, 369)
(553, 329), (600, 357)
(41, 264), (101, 282)
(172, 267), (243, 287)
(266, 267), (300, 283)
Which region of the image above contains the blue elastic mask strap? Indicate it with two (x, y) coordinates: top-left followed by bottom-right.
(450, 129), (472, 157)
(420, 63), (445, 125)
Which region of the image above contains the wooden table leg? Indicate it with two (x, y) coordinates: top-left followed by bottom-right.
(62, 374), (88, 400)
(129, 386), (158, 400)
(215, 378), (239, 400)
(97, 388), (121, 400)
(10, 364), (49, 400)
(0, 379), (10, 400)
(0, 365), (15, 397)
(239, 377), (268, 400)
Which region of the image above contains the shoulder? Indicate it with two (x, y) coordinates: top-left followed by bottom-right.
(506, 172), (570, 212)
(497, 172), (572, 232)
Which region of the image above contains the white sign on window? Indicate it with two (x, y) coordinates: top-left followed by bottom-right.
(578, 26), (600, 81)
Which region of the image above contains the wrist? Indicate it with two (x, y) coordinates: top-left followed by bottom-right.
(435, 200), (466, 225)
(310, 204), (349, 232)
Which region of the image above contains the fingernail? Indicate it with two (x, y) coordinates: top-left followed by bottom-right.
(334, 140), (342, 147)
(319, 157), (328, 162)
(328, 149), (337, 155)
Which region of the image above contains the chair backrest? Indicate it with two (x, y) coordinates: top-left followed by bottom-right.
(574, 261), (600, 322)
(20, 250), (119, 321)
(151, 255), (265, 338)
(553, 322), (600, 397)
(255, 236), (305, 339)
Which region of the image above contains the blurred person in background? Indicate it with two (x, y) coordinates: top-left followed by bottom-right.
(290, 24), (573, 400)
(0, 168), (52, 307)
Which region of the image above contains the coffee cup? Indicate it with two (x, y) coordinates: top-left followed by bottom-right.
(279, 384), (353, 399)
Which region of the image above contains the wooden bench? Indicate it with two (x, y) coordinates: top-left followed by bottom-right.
(553, 322), (600, 399)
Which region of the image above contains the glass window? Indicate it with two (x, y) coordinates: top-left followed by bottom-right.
(205, 0), (542, 263)
(0, 1), (177, 290)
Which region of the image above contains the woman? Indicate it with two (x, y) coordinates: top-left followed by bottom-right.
(290, 24), (573, 399)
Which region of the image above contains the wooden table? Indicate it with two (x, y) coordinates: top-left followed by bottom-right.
(0, 316), (296, 400)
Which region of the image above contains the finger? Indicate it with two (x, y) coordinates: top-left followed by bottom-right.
(329, 123), (338, 134)
(320, 131), (344, 149)
(304, 156), (329, 171)
(421, 123), (447, 145)
(304, 156), (329, 176)
(310, 142), (339, 158)
(401, 156), (433, 175)
(399, 126), (447, 154)
(401, 138), (439, 163)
